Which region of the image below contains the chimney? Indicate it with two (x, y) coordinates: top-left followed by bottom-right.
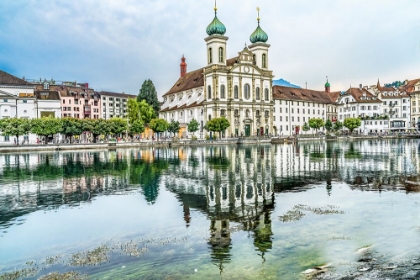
(180, 55), (187, 78)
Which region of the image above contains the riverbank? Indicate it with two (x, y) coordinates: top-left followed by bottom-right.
(0, 135), (418, 153)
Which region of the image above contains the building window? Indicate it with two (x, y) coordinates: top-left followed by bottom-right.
(220, 85), (226, 99)
(219, 47), (224, 62)
(43, 82), (49, 90)
(4, 136), (10, 142)
(234, 85), (239, 99)
(208, 48), (212, 63)
(221, 109), (226, 116)
(208, 85), (212, 99)
(256, 87), (260, 100)
(23, 100), (27, 103)
(264, 89), (269, 101)
(3, 99), (8, 102)
(234, 109), (239, 116)
(262, 54), (267, 68)
(244, 84), (250, 99)
(265, 110), (269, 118)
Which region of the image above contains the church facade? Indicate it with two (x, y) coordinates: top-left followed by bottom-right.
(160, 6), (274, 138)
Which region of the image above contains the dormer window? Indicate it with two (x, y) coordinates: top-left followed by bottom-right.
(43, 82), (49, 90)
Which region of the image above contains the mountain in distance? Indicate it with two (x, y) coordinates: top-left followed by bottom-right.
(273, 78), (300, 88)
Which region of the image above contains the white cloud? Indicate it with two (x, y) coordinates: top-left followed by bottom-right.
(0, 0), (418, 96)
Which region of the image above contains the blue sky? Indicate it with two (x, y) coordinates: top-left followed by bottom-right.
(0, 0), (419, 97)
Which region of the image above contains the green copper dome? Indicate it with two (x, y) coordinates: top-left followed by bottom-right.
(206, 9), (226, 36)
(325, 81), (330, 87)
(250, 22), (268, 44)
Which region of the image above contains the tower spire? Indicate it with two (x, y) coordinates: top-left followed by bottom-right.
(257, 7), (260, 24)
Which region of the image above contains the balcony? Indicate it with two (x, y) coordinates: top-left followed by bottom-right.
(84, 105), (91, 114)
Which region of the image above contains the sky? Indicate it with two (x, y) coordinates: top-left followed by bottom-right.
(0, 0), (419, 98)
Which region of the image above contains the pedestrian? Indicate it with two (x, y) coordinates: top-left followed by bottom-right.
(14, 138), (16, 145)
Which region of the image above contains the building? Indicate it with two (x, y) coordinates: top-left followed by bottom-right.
(272, 83), (338, 136)
(99, 91), (136, 119)
(160, 5), (274, 138)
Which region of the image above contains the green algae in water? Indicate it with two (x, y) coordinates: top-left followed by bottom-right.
(279, 204), (345, 223)
(69, 245), (110, 266)
(38, 271), (88, 280)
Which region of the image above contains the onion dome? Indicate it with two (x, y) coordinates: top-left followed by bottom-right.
(325, 80), (330, 87)
(250, 8), (268, 43)
(206, 7), (226, 36)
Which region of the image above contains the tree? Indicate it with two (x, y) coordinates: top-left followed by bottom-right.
(324, 119), (333, 132)
(333, 120), (343, 132)
(82, 119), (111, 143)
(138, 100), (155, 124)
(61, 118), (83, 143)
(308, 118), (325, 134)
(302, 122), (310, 134)
(149, 118), (169, 140)
(31, 117), (62, 144)
(108, 118), (128, 137)
(187, 119), (200, 137)
(129, 120), (145, 136)
(137, 79), (160, 117)
(344, 117), (361, 134)
(0, 117), (32, 144)
(167, 120), (180, 137)
(204, 117), (230, 139)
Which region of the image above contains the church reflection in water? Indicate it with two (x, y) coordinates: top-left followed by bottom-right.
(1, 139), (420, 269)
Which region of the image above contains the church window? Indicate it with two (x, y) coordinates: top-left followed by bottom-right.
(234, 85), (239, 99)
(234, 109), (239, 116)
(220, 85), (226, 99)
(244, 84), (250, 99)
(208, 85), (212, 99)
(208, 48), (212, 63)
(219, 47), (224, 62)
(190, 110), (193, 116)
(264, 88), (269, 101)
(262, 54), (267, 68)
(208, 114), (212, 120)
(253, 54), (256, 64)
(221, 109), (226, 116)
(246, 109), (250, 118)
(256, 87), (260, 100)
(265, 110), (269, 117)
(256, 110), (260, 116)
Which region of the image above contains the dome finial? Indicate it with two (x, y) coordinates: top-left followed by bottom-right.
(257, 7), (260, 23)
(214, 0), (217, 13)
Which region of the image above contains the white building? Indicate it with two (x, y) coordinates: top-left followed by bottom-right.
(160, 5), (274, 138)
(99, 91), (136, 119)
(272, 84), (338, 136)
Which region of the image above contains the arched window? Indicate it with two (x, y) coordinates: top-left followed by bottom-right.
(264, 88), (269, 101)
(253, 54), (256, 65)
(262, 54), (267, 68)
(256, 87), (260, 100)
(208, 48), (212, 64)
(208, 114), (212, 121)
(234, 109), (239, 116)
(244, 84), (250, 99)
(234, 85), (239, 99)
(208, 85), (212, 99)
(219, 47), (224, 63)
(220, 109), (226, 116)
(256, 110), (260, 117)
(220, 85), (225, 99)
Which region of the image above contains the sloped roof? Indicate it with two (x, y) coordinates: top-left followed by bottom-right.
(272, 86), (336, 104)
(0, 70), (31, 85)
(35, 91), (61, 100)
(98, 91), (136, 98)
(345, 87), (381, 103)
(402, 78), (420, 93)
(160, 100), (204, 112)
(164, 68), (204, 97)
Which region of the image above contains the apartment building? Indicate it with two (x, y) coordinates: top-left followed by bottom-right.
(99, 91), (136, 119)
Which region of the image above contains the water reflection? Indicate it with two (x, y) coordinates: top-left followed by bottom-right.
(1, 139), (420, 278)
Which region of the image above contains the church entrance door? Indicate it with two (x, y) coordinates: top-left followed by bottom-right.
(245, 125), (251, 137)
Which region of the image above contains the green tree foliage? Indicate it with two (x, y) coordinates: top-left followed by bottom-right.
(127, 99), (140, 124)
(149, 118), (169, 139)
(324, 119), (333, 132)
(82, 119), (111, 142)
(127, 99), (155, 125)
(343, 117), (361, 134)
(308, 118), (325, 133)
(108, 118), (128, 137)
(138, 100), (155, 124)
(167, 120), (180, 137)
(333, 120), (343, 132)
(187, 119), (200, 137)
(302, 122), (310, 133)
(137, 79), (160, 117)
(204, 117), (230, 139)
(0, 117), (32, 142)
(129, 120), (145, 136)
(31, 117), (62, 143)
(61, 118), (83, 142)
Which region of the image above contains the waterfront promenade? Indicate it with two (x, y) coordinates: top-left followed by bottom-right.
(0, 134), (419, 153)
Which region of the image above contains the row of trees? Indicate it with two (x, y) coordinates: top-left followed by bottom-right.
(301, 118), (362, 134)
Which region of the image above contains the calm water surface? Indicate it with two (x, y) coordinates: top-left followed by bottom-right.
(1, 139), (420, 279)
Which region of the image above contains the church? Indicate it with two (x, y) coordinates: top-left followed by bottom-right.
(159, 5), (274, 138)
